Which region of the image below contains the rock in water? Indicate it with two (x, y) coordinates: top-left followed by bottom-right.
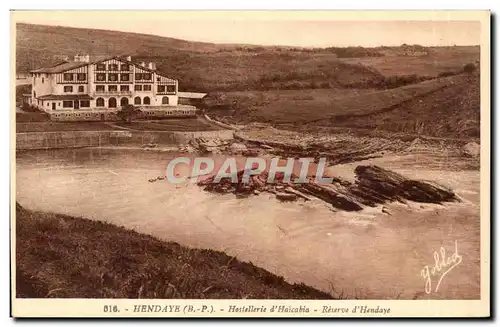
(230, 142), (248, 153)
(198, 165), (459, 211)
(276, 192), (297, 202)
(462, 142), (480, 157)
(354, 165), (458, 204)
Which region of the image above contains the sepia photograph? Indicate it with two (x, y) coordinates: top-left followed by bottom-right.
(10, 10), (490, 318)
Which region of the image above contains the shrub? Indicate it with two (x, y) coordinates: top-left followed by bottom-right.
(438, 71), (457, 78)
(116, 105), (141, 123)
(463, 63), (477, 73)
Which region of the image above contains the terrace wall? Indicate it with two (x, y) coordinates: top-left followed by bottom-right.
(16, 129), (234, 150)
(49, 107), (197, 122)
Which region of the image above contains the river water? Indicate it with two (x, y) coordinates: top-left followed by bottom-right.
(16, 148), (481, 299)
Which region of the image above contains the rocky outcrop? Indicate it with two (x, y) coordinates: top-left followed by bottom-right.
(197, 165), (459, 212)
(462, 142), (480, 157)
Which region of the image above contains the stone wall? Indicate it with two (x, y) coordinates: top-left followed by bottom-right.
(16, 131), (133, 150)
(16, 129), (234, 150)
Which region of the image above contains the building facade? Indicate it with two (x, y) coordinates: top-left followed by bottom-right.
(29, 55), (198, 121)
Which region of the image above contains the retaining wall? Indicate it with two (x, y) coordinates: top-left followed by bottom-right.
(16, 129), (234, 150)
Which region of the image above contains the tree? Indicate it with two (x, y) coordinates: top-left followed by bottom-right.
(116, 104), (141, 123)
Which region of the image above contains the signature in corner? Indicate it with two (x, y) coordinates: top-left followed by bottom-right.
(420, 240), (463, 294)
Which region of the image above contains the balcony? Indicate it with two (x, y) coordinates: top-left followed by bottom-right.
(92, 90), (133, 96)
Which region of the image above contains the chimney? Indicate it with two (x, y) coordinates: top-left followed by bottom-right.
(74, 54), (90, 63)
(148, 62), (156, 70)
(126, 55), (132, 61)
(140, 61), (146, 67)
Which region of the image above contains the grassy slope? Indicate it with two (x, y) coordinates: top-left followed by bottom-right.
(16, 23), (479, 138)
(327, 71), (481, 138)
(15, 204), (333, 299)
(137, 52), (384, 92)
(209, 74), (462, 122)
(16, 23), (479, 93)
(208, 71), (480, 139)
(340, 46), (479, 77)
(15, 23), (237, 71)
(16, 23), (385, 92)
(19, 23), (479, 93)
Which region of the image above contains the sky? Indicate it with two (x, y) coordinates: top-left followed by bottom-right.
(14, 11), (481, 47)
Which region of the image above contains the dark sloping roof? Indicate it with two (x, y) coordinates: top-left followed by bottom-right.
(31, 55), (177, 81)
(30, 62), (89, 74)
(131, 60), (176, 82)
(30, 55), (116, 74)
(37, 94), (94, 101)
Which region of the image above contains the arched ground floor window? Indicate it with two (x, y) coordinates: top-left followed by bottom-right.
(96, 97), (105, 107)
(120, 97), (129, 107)
(108, 97), (117, 108)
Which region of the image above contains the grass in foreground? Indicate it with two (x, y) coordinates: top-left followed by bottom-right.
(15, 203), (333, 299)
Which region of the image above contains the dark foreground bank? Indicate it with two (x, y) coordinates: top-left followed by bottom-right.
(15, 203), (333, 299)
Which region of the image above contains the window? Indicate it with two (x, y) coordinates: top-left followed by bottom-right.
(135, 73), (143, 80)
(80, 100), (90, 108)
(108, 85), (118, 92)
(120, 85), (129, 91)
(120, 74), (130, 82)
(166, 85), (176, 93)
(78, 86), (84, 92)
(42, 77), (44, 84)
(120, 97), (129, 106)
(63, 73), (74, 81)
(77, 73), (87, 81)
(96, 85), (105, 92)
(96, 63), (106, 71)
(64, 86), (73, 92)
(143, 85), (151, 91)
(143, 97), (150, 105)
(108, 64), (119, 71)
(134, 96), (141, 105)
(96, 98), (105, 107)
(108, 97), (117, 108)
(121, 64), (129, 71)
(142, 73), (152, 80)
(162, 97), (169, 105)
(157, 77), (161, 82)
(157, 85), (166, 93)
(108, 73), (118, 82)
(134, 85), (142, 91)
(96, 73), (106, 81)
(62, 101), (73, 108)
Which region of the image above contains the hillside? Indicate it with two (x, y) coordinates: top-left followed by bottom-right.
(16, 23), (478, 93)
(16, 23), (388, 92)
(207, 71), (480, 139)
(15, 23), (240, 72)
(326, 70), (480, 138)
(16, 203), (333, 299)
(16, 23), (480, 139)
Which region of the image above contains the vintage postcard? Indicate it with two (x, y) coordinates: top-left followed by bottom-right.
(10, 10), (490, 318)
